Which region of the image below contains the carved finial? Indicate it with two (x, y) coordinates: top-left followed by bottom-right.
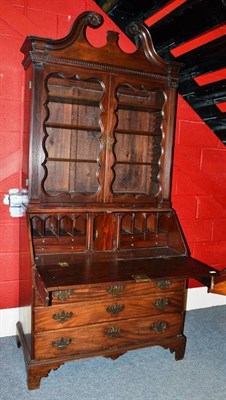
(126, 21), (141, 38)
(86, 12), (103, 28)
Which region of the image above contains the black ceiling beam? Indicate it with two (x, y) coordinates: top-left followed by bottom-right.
(178, 36), (226, 83)
(204, 113), (226, 145)
(177, 36), (226, 144)
(149, 0), (226, 59)
(181, 93), (226, 144)
(180, 77), (226, 144)
(94, 0), (172, 30)
(184, 80), (226, 106)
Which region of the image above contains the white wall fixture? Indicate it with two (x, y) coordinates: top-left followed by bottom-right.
(3, 188), (28, 217)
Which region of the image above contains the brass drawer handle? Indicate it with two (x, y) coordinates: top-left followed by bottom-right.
(156, 280), (172, 290)
(52, 290), (74, 301)
(52, 337), (72, 350)
(104, 326), (122, 338)
(151, 321), (168, 334)
(154, 298), (169, 311)
(52, 310), (74, 323)
(106, 285), (125, 297)
(106, 304), (125, 315)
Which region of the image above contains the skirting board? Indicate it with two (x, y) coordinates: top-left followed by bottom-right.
(0, 288), (225, 337)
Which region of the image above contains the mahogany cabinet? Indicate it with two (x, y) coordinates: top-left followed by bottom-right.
(16, 11), (223, 390)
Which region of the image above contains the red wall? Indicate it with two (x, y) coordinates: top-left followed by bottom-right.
(0, 0), (225, 309)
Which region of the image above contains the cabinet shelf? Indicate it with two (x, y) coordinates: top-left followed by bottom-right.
(115, 128), (162, 137)
(47, 157), (97, 163)
(116, 160), (158, 166)
(118, 103), (163, 113)
(45, 122), (100, 132)
(47, 94), (100, 107)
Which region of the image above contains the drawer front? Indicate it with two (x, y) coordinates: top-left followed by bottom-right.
(51, 279), (185, 304)
(34, 238), (58, 246)
(34, 236), (86, 253)
(34, 291), (184, 332)
(120, 233), (168, 249)
(34, 313), (182, 360)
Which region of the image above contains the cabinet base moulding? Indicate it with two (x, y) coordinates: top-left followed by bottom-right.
(16, 321), (186, 390)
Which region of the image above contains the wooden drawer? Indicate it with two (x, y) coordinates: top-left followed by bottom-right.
(120, 233), (168, 249)
(34, 291), (184, 332)
(34, 238), (58, 246)
(34, 313), (182, 360)
(51, 279), (185, 304)
(34, 236), (86, 253)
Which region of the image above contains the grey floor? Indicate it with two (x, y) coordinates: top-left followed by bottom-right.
(0, 306), (226, 400)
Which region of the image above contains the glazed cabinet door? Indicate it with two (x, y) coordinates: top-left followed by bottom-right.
(39, 68), (109, 204)
(104, 75), (175, 206)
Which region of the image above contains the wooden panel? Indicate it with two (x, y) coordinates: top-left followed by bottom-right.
(35, 254), (215, 292)
(34, 313), (182, 359)
(93, 214), (116, 251)
(112, 85), (165, 198)
(43, 75), (103, 196)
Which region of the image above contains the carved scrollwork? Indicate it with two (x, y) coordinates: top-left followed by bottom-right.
(126, 22), (141, 37)
(86, 12), (103, 28)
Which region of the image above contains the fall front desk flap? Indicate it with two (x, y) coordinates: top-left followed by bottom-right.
(34, 255), (219, 306)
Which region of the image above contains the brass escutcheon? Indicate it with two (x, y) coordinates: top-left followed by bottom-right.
(104, 326), (122, 338)
(58, 261), (69, 267)
(156, 280), (172, 290)
(106, 136), (114, 150)
(154, 298), (169, 311)
(106, 285), (125, 297)
(106, 304), (125, 315)
(132, 274), (151, 283)
(52, 310), (74, 323)
(52, 289), (74, 301)
(151, 321), (168, 334)
(52, 337), (72, 350)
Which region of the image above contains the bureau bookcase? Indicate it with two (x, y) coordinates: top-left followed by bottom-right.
(17, 11), (221, 389)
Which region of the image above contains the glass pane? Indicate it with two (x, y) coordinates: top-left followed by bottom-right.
(113, 84), (165, 197)
(43, 74), (103, 196)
